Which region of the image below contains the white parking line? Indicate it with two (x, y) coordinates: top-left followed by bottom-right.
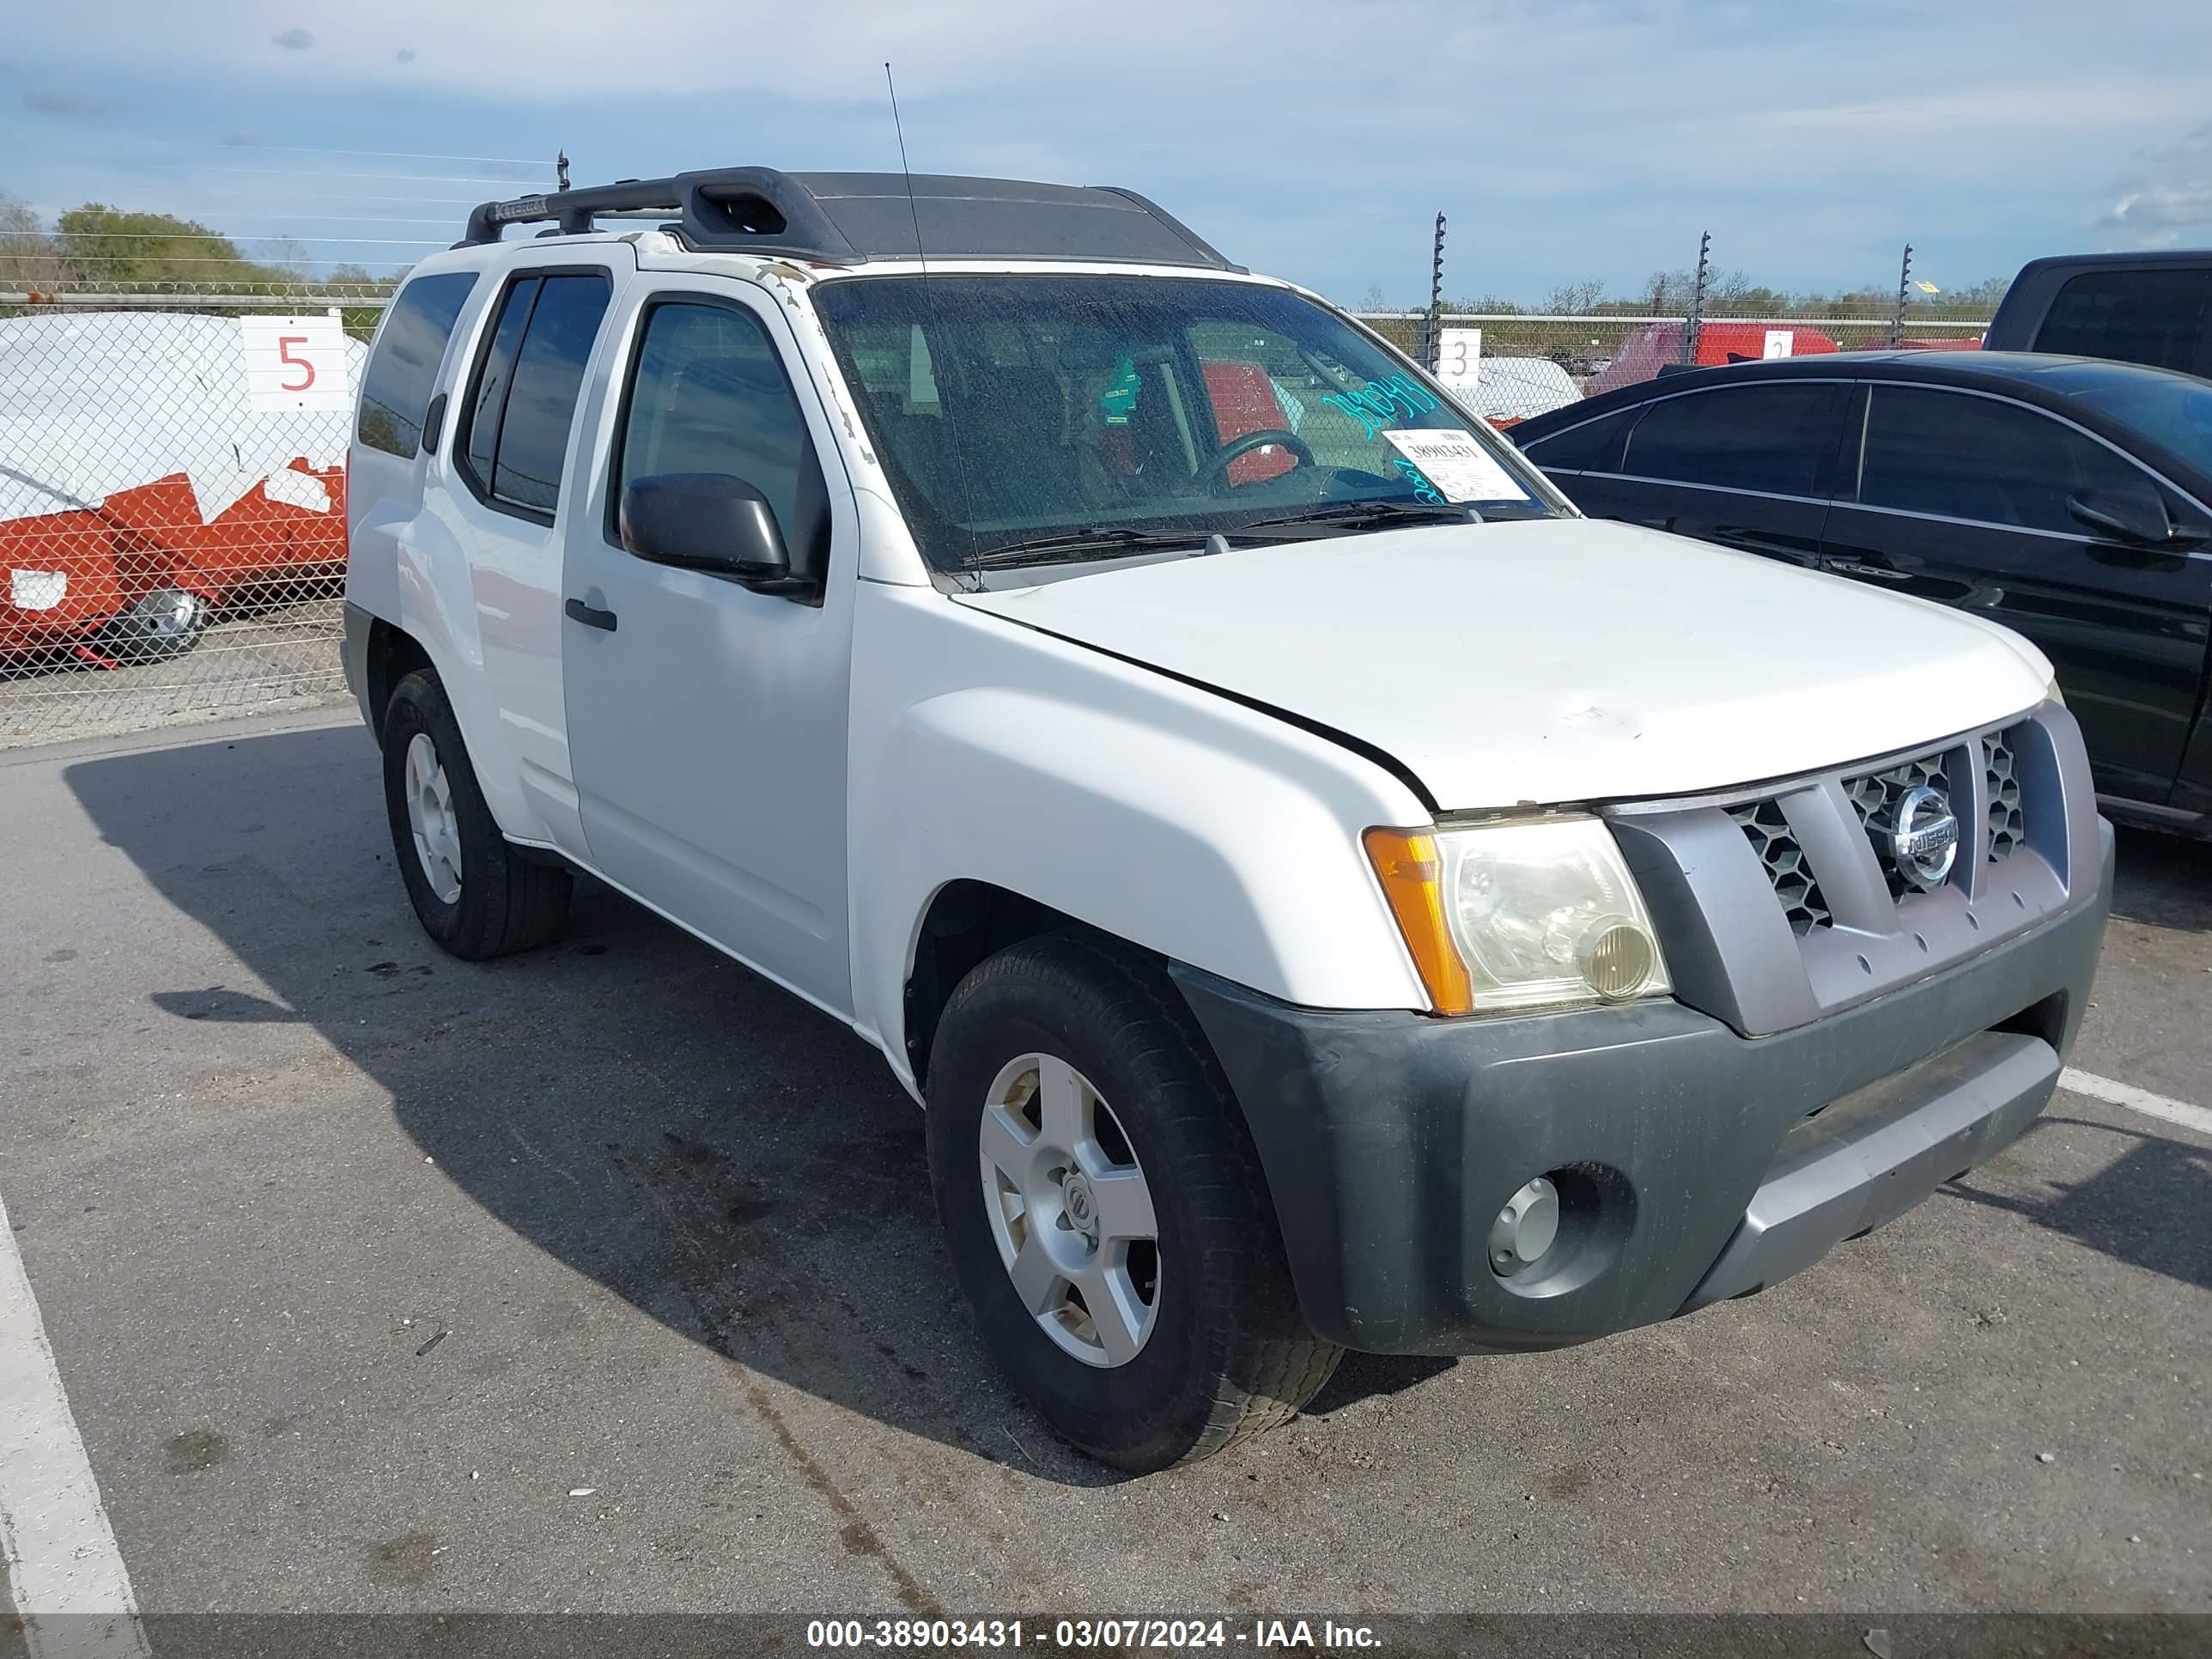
(0, 1191), (150, 1659)
(2060, 1067), (2212, 1139)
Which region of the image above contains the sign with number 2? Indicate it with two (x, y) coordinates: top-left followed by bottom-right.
(240, 314), (355, 412)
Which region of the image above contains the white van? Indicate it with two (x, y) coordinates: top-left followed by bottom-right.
(343, 167), (2111, 1472)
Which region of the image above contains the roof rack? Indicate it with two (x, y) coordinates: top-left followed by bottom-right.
(458, 168), (1241, 271)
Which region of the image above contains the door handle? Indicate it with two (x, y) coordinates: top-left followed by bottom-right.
(1828, 559), (1912, 583)
(564, 597), (618, 632)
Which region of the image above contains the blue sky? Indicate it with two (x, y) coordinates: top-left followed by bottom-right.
(3, 1), (2209, 306)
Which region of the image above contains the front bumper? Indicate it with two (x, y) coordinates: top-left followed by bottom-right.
(1171, 822), (2112, 1354)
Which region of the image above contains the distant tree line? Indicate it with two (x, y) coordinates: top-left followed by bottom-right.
(1358, 268), (2010, 320)
(1, 192), (402, 296)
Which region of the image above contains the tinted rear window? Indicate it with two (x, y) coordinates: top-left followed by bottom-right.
(457, 271), (612, 516)
(1516, 405), (1638, 473)
(2035, 269), (2212, 378)
(492, 276), (612, 513)
(1620, 382), (1843, 495)
(356, 272), (477, 459)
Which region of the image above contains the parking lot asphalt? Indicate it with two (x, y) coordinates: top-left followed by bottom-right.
(2, 710), (2207, 1620)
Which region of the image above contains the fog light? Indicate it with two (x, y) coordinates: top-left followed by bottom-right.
(1489, 1176), (1561, 1273)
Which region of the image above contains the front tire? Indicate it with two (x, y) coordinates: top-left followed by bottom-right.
(927, 932), (1340, 1472)
(380, 669), (571, 960)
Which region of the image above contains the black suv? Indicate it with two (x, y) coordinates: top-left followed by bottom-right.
(1510, 352), (2212, 834)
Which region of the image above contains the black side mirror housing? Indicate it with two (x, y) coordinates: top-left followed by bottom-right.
(619, 473), (814, 595)
(2068, 487), (2172, 547)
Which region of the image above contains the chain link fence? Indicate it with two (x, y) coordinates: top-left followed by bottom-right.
(0, 286), (389, 747)
(2, 284), (1990, 750)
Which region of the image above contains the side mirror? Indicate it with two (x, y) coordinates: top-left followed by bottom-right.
(619, 473), (811, 593)
(2068, 487), (2172, 547)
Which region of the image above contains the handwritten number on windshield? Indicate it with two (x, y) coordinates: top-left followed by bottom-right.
(1322, 374), (1442, 441)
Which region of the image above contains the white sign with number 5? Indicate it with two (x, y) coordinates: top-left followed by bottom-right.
(240, 314), (355, 412)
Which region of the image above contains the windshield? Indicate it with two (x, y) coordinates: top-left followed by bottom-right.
(811, 274), (1558, 573)
(2067, 374), (2212, 469)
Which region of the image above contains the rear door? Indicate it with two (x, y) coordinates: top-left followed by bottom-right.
(433, 255), (627, 854)
(1536, 380), (1847, 572)
(1819, 382), (2211, 804)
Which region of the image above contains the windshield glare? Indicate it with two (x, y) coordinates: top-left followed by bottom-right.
(2069, 374), (2212, 469)
(811, 274), (1556, 572)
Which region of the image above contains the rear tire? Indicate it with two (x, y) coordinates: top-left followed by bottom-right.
(380, 669), (571, 959)
(926, 931), (1340, 1472)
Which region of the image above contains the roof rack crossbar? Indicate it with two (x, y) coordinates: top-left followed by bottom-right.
(457, 167), (1240, 270)
(459, 168), (864, 262)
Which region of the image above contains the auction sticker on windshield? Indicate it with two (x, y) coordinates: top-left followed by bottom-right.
(1381, 428), (1524, 502)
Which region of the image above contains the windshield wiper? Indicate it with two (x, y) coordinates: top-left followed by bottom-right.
(1236, 500), (1483, 537)
(966, 526), (1212, 568)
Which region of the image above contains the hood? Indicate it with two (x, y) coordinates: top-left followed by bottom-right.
(954, 519), (2051, 810)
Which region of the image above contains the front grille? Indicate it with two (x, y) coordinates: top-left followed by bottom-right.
(1843, 751), (1950, 902)
(1984, 728), (2024, 863)
(1729, 799), (1831, 934)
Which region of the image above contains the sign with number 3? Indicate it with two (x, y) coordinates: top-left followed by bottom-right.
(240, 314), (355, 412)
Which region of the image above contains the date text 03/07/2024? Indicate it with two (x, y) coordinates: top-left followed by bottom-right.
(804, 1617), (1385, 1650)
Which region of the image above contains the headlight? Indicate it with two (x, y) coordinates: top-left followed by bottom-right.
(1364, 817), (1671, 1016)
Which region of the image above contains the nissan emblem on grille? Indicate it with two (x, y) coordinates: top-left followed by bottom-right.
(1883, 785), (1960, 890)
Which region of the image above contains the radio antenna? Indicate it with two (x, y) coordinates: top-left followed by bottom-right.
(884, 62), (928, 276)
(884, 60), (981, 585)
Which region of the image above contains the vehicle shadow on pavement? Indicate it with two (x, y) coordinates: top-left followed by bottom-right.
(1948, 1115), (2212, 1293)
(2110, 825), (2212, 933)
(64, 725), (1448, 1486)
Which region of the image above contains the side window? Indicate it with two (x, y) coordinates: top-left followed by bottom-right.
(457, 271), (613, 517)
(1516, 405), (1638, 473)
(2035, 270), (2212, 379)
(1620, 383), (1843, 495)
(612, 301), (822, 556)
(462, 276), (538, 485)
(1859, 387), (2162, 535)
(356, 272), (477, 459)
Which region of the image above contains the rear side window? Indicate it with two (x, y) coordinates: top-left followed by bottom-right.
(1516, 405), (1638, 473)
(356, 272), (477, 459)
(1858, 387), (2163, 534)
(458, 271), (614, 517)
(1620, 382), (1843, 496)
(2035, 270), (2212, 379)
(613, 301), (818, 550)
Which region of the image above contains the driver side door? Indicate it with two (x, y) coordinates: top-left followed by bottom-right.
(560, 279), (858, 1017)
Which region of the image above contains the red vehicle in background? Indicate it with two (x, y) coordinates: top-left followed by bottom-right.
(0, 312), (357, 668)
(1584, 320), (1842, 398)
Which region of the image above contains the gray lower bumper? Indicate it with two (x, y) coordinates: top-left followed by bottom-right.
(1171, 823), (2112, 1356)
(1677, 1029), (2056, 1312)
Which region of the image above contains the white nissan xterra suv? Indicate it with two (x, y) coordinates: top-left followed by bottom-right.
(343, 167), (2112, 1472)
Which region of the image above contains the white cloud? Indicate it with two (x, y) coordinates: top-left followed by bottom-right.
(2102, 122), (2212, 246)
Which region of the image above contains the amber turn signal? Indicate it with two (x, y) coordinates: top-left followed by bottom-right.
(1362, 827), (1475, 1016)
